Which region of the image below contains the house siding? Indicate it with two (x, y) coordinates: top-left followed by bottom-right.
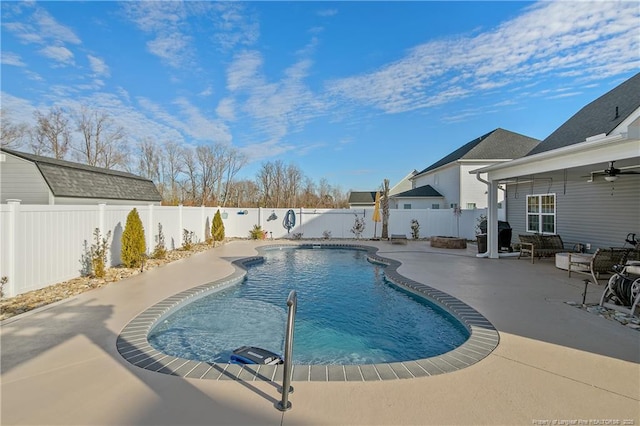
(413, 164), (459, 207)
(506, 168), (639, 251)
(1, 153), (51, 204)
(460, 163), (505, 209)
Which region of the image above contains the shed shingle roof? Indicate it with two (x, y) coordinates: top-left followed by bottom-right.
(527, 72), (640, 156)
(348, 191), (377, 204)
(416, 128), (539, 175)
(2, 148), (162, 202)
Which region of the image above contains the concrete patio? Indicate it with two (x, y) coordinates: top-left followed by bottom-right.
(1, 240), (638, 425)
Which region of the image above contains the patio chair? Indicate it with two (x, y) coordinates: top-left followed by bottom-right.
(518, 234), (569, 263)
(568, 247), (629, 285)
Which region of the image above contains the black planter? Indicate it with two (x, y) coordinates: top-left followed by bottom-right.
(477, 234), (487, 253)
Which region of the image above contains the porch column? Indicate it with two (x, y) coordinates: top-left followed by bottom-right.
(487, 181), (499, 259)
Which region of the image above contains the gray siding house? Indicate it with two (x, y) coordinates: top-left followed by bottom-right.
(0, 148), (162, 205)
(474, 72), (640, 257)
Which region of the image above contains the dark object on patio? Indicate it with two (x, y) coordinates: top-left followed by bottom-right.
(478, 220), (513, 252)
(230, 346), (283, 365)
(600, 263), (640, 318)
(517, 234), (569, 263)
(568, 247), (630, 285)
(391, 234), (407, 244)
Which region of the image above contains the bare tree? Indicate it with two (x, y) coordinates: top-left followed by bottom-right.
(180, 146), (199, 205)
(256, 161), (274, 207)
(30, 106), (71, 159)
(137, 137), (161, 182)
(0, 109), (28, 149)
(221, 147), (247, 206)
(160, 140), (183, 205)
(284, 163), (303, 207)
(74, 106), (127, 169)
(195, 145), (218, 205)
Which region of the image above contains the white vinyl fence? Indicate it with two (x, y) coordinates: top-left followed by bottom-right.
(0, 200), (499, 297)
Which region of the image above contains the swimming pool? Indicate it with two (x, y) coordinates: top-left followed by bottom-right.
(117, 243), (499, 381)
(148, 246), (469, 365)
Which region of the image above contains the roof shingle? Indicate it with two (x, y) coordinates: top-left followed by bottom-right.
(2, 148), (162, 202)
(527, 72), (640, 156)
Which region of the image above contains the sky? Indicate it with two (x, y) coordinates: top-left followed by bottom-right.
(1, 1), (639, 192)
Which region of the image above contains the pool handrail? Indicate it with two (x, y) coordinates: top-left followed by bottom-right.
(277, 290), (297, 411)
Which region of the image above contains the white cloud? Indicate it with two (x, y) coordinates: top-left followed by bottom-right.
(325, 1), (640, 114)
(212, 3), (259, 51)
(33, 8), (81, 45)
(39, 45), (74, 65)
(1, 52), (26, 67)
(146, 32), (193, 68)
(121, 1), (193, 69)
(87, 55), (110, 77)
(317, 9), (338, 17)
(173, 97), (231, 143)
(199, 86), (213, 97)
(216, 97), (236, 121)
(226, 50), (264, 91)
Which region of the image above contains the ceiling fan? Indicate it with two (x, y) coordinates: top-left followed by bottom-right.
(590, 161), (640, 182)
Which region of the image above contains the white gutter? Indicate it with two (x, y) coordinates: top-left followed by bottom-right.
(473, 133), (628, 175)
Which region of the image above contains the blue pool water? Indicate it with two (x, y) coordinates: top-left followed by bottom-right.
(148, 247), (469, 365)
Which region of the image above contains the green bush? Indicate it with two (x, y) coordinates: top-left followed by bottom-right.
(91, 228), (111, 278)
(121, 208), (146, 268)
(151, 223), (166, 259)
(249, 224), (265, 240)
(212, 209), (225, 242)
(182, 229), (195, 250)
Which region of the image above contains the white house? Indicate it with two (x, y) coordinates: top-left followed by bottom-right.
(399, 129), (539, 210)
(0, 148), (162, 205)
(474, 72), (640, 258)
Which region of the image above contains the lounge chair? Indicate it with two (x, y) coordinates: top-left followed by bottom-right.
(568, 247), (629, 285)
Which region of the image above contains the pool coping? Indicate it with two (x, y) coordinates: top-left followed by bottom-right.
(116, 243), (499, 382)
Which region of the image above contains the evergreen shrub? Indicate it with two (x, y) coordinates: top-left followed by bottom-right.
(212, 209), (225, 242)
(121, 208), (146, 268)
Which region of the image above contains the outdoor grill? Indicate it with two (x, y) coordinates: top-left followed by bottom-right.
(479, 220), (513, 252)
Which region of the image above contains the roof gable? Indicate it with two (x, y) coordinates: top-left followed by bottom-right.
(1, 148), (162, 202)
(392, 185), (443, 198)
(528, 72), (640, 156)
(417, 128), (539, 175)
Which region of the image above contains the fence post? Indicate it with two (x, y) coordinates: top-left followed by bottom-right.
(201, 205), (206, 242)
(5, 200), (21, 297)
(98, 203), (106, 238)
(178, 204), (183, 248)
(148, 204), (154, 255)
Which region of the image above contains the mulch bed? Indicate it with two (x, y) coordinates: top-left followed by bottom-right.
(0, 241), (217, 321)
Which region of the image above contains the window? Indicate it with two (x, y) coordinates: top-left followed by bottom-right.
(526, 194), (556, 234)
(403, 204), (412, 210)
(450, 203), (458, 209)
(431, 204), (440, 209)
(466, 203), (476, 209)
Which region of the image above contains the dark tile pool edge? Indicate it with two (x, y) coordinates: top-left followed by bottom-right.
(117, 243), (499, 382)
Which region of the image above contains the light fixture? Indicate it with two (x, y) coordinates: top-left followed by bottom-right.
(604, 175), (618, 182)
